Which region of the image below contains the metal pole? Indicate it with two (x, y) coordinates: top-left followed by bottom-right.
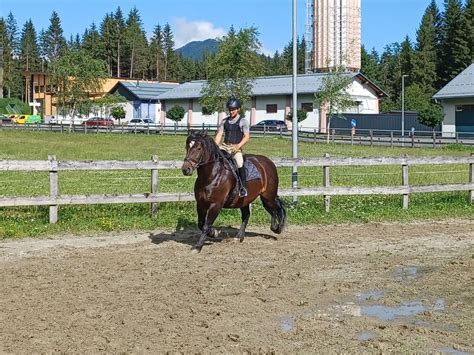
(291, 0), (298, 203)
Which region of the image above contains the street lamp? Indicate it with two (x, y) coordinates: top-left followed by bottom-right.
(401, 74), (408, 137)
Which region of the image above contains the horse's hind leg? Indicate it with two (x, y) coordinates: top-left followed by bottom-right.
(260, 193), (287, 234)
(235, 205), (251, 242)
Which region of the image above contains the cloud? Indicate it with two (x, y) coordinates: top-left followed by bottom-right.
(172, 17), (226, 48)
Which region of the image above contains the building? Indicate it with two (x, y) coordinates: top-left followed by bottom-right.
(109, 81), (179, 121)
(157, 72), (385, 131)
(307, 0), (361, 72)
(433, 63), (474, 137)
(23, 72), (173, 120)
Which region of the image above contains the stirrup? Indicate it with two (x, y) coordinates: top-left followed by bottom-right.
(239, 187), (248, 197)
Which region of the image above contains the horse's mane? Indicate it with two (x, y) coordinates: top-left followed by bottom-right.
(189, 130), (226, 162)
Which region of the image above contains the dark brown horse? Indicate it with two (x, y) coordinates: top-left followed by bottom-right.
(181, 130), (287, 252)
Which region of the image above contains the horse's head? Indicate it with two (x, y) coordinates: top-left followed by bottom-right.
(181, 130), (211, 176)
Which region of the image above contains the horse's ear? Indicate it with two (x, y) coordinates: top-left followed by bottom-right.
(199, 129), (208, 137)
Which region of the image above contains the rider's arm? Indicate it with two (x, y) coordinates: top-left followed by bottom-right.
(214, 130), (223, 145)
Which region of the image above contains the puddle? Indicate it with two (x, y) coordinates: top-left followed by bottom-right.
(361, 301), (426, 321)
(357, 330), (376, 341)
(436, 347), (471, 355)
(331, 298), (445, 321)
(394, 266), (419, 281)
(356, 290), (384, 301)
(278, 315), (295, 332)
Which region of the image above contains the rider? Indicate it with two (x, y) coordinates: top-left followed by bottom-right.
(214, 98), (250, 197)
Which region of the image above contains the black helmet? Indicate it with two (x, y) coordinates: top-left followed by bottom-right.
(226, 98), (241, 109)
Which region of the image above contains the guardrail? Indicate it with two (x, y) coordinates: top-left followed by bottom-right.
(1, 155), (473, 223)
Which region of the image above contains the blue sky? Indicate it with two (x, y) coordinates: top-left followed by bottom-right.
(1, 0), (446, 55)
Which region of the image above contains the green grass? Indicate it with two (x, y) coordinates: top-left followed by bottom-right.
(0, 130), (472, 239)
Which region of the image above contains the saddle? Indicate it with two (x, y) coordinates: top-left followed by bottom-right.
(218, 149), (261, 182)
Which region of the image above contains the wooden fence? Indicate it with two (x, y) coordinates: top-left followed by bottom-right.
(0, 155), (473, 223)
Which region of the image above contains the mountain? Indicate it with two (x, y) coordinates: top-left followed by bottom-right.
(175, 39), (219, 61)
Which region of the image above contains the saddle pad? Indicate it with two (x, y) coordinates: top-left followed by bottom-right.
(244, 159), (261, 182)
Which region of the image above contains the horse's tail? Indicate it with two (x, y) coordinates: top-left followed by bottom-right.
(271, 197), (287, 234)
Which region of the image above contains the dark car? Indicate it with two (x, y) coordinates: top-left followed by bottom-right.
(81, 117), (114, 126)
(250, 120), (288, 132)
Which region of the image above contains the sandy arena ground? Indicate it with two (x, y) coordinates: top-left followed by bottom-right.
(0, 219), (473, 353)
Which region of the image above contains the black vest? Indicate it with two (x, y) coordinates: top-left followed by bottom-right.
(223, 117), (243, 144)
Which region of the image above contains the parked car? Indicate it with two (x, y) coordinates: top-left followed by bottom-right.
(0, 114), (11, 123)
(250, 120), (288, 132)
(128, 118), (155, 125)
(81, 117), (114, 126)
(127, 118), (160, 133)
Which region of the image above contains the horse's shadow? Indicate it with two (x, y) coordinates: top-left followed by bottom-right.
(148, 216), (277, 247)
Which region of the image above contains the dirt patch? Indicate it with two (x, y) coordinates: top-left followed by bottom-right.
(1, 220), (473, 353)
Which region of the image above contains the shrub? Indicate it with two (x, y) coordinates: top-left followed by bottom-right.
(166, 105), (186, 122)
(286, 109), (308, 123)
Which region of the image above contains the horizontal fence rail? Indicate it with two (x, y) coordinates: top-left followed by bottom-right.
(0, 155), (473, 223)
(1, 121), (474, 147)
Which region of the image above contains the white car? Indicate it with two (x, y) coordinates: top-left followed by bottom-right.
(128, 118), (155, 125)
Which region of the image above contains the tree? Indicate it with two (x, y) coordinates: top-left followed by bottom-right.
(439, 0), (470, 85)
(162, 23), (176, 80)
(48, 48), (107, 125)
(411, 3), (439, 93)
(124, 7), (148, 79)
(149, 24), (164, 80)
(285, 109), (307, 123)
(465, 0), (474, 62)
(1, 13), (22, 98)
(417, 103), (444, 132)
(361, 45), (381, 84)
(40, 11), (67, 63)
(200, 26), (264, 115)
(20, 19), (41, 73)
(315, 66), (357, 143)
(82, 23), (104, 61)
(166, 105), (185, 124)
(111, 105), (125, 122)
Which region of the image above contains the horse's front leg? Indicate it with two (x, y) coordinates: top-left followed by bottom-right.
(235, 205), (251, 242)
(197, 204), (217, 238)
(193, 202), (223, 253)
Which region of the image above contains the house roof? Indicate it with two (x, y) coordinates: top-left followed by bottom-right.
(157, 72), (387, 100)
(433, 63), (474, 100)
(110, 81), (179, 100)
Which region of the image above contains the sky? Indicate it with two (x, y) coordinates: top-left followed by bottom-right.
(1, 0), (447, 56)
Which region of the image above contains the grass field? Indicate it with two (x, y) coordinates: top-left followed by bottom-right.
(0, 130), (472, 239)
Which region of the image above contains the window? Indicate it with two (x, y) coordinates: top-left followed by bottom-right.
(301, 102), (313, 112)
(266, 104), (277, 113)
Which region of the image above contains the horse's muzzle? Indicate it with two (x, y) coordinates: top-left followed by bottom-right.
(181, 162), (194, 176)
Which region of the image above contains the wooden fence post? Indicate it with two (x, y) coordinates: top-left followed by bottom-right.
(150, 155), (159, 218)
(469, 153), (473, 204)
(48, 155), (59, 223)
(323, 153), (331, 212)
(402, 157), (409, 209)
(390, 131), (394, 148)
(370, 130), (373, 146)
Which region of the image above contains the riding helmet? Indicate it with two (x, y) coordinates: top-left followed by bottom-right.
(226, 98), (241, 109)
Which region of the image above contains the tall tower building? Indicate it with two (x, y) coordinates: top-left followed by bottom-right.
(308, 0), (361, 72)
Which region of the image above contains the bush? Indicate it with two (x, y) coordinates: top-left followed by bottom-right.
(286, 109), (308, 123)
(166, 105), (186, 122)
(111, 106), (126, 120)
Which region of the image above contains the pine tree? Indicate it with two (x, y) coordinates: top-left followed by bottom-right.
(162, 23), (176, 80)
(20, 19), (41, 72)
(99, 13), (116, 76)
(113, 7), (125, 77)
(360, 45), (381, 84)
(1, 13), (22, 98)
(465, 0), (474, 62)
(124, 7), (148, 79)
(40, 11), (67, 63)
(82, 23), (104, 61)
(439, 0), (470, 85)
(412, 3), (439, 93)
(149, 24), (164, 80)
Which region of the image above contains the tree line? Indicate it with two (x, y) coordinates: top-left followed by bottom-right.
(0, 0), (472, 114)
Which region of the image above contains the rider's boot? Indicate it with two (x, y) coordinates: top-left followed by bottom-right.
(238, 167), (247, 197)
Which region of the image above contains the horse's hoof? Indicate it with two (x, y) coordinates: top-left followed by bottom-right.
(191, 246), (202, 254)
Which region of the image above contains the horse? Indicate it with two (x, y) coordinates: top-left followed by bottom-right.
(181, 130), (287, 252)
